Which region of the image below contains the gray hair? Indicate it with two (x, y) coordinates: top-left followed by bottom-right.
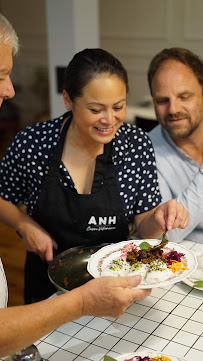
(0, 13), (19, 55)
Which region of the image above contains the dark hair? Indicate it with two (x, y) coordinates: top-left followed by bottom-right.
(64, 48), (129, 101)
(148, 47), (203, 94)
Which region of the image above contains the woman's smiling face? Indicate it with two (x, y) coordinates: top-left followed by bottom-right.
(63, 73), (127, 145)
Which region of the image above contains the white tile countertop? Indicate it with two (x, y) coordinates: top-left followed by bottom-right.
(2, 240), (203, 361)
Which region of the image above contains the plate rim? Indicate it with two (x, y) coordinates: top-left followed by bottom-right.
(182, 249), (203, 290)
(115, 350), (187, 361)
(87, 239), (198, 289)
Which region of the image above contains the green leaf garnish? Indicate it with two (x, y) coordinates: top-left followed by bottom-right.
(139, 241), (151, 250)
(194, 280), (203, 288)
(103, 356), (117, 361)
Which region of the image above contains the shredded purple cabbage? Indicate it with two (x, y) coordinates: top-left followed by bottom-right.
(165, 249), (185, 265)
(124, 357), (151, 361)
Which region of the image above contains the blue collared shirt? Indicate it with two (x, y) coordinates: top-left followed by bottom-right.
(149, 124), (203, 243)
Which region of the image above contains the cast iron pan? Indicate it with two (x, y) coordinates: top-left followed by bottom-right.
(48, 243), (109, 292)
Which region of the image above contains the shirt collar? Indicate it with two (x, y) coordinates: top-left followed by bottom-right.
(162, 127), (193, 161)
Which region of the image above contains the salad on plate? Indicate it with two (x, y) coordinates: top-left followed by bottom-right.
(87, 239), (197, 288)
(103, 351), (186, 361)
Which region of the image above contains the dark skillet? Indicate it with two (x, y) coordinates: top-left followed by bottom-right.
(48, 243), (109, 292)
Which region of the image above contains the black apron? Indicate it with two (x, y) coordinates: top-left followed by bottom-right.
(24, 117), (129, 303)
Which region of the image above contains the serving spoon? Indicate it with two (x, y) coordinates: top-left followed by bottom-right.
(150, 230), (168, 252)
(162, 230), (168, 243)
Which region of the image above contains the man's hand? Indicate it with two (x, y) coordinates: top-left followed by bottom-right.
(154, 199), (189, 232)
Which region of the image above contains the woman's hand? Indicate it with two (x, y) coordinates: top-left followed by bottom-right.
(154, 199), (189, 232)
(0, 197), (57, 262)
(19, 218), (58, 262)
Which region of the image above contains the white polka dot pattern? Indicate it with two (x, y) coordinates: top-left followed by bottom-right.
(0, 113), (161, 221)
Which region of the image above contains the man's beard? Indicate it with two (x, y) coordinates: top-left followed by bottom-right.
(162, 112), (201, 139)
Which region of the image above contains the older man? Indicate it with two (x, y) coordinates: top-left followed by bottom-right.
(0, 13), (151, 358)
(148, 47), (203, 243)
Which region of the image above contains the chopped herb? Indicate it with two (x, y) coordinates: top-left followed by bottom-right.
(148, 259), (166, 272)
(103, 356), (117, 361)
(109, 259), (124, 270)
(131, 261), (143, 270)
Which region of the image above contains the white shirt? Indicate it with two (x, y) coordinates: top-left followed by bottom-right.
(0, 258), (8, 308)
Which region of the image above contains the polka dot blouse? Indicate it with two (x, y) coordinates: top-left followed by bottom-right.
(0, 112), (161, 222)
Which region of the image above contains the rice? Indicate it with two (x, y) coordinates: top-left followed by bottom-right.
(144, 260), (174, 284)
(101, 257), (174, 284)
(128, 262), (148, 278)
(101, 257), (130, 277)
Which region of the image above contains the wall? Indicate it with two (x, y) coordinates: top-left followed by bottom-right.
(45, 0), (99, 118)
(1, 0), (203, 125)
(99, 0), (203, 105)
(0, 0), (49, 127)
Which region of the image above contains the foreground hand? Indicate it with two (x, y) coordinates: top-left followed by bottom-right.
(19, 219), (58, 262)
(77, 275), (151, 318)
(154, 199), (189, 232)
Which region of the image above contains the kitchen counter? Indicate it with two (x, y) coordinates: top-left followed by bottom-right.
(2, 240), (203, 361)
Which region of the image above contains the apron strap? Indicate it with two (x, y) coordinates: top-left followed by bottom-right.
(91, 141), (114, 193)
(47, 113), (115, 192)
(46, 114), (72, 178)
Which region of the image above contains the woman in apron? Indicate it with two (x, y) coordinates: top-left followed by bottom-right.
(0, 14), (151, 355)
(0, 49), (189, 303)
